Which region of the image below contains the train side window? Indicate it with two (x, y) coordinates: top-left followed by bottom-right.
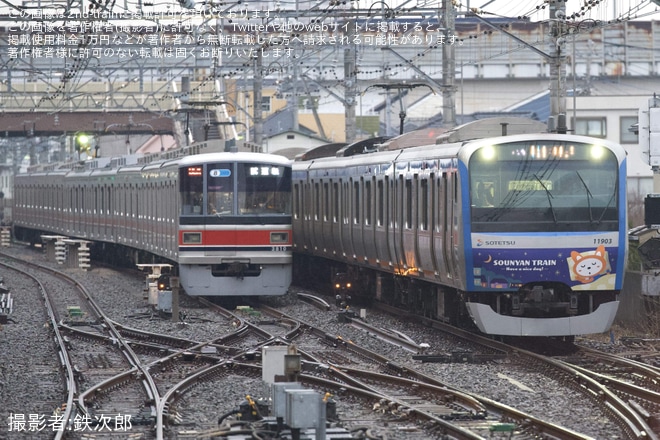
(377, 179), (384, 227)
(389, 177), (395, 228)
(353, 180), (360, 225)
(314, 181), (320, 221)
(364, 179), (372, 226)
(342, 181), (349, 225)
(333, 182), (339, 223)
(420, 178), (428, 231)
(323, 182), (329, 222)
(405, 178), (412, 229)
(293, 183), (300, 220)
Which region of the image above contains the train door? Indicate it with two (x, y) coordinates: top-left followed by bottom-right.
(320, 181), (329, 255)
(393, 173), (409, 273)
(130, 184), (136, 244)
(363, 177), (377, 267)
(92, 186), (98, 239)
(330, 180), (341, 259)
(167, 180), (177, 257)
(104, 185), (110, 241)
(445, 171), (458, 280)
(157, 181), (164, 254)
(292, 181), (303, 251)
(352, 177), (365, 261)
(401, 175), (417, 271)
(374, 177), (389, 268)
(428, 173), (440, 278)
(311, 179), (322, 255)
(338, 179), (349, 260)
(74, 186), (81, 235)
(416, 175), (433, 275)
(386, 176), (396, 269)
(121, 183), (128, 244)
(438, 172), (454, 282)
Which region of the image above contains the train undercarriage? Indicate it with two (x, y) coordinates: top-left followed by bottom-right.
(293, 254), (473, 329)
(293, 253), (620, 337)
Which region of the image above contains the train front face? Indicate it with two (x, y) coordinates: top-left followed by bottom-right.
(461, 135), (627, 337)
(177, 154), (292, 296)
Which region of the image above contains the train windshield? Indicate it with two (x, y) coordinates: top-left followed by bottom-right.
(235, 163), (291, 215)
(469, 141), (619, 233)
(180, 162), (292, 216)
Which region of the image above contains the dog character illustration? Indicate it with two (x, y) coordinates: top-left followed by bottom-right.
(570, 245), (608, 284)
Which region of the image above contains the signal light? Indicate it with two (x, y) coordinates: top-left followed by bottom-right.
(157, 275), (171, 291)
(75, 132), (93, 156)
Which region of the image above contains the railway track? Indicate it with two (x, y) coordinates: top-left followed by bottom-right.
(224, 301), (604, 439)
(4, 245), (660, 439)
(1, 255), (162, 438)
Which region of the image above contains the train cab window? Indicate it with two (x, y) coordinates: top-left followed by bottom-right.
(207, 162), (234, 215)
(180, 165), (204, 215)
(469, 141), (619, 233)
(236, 163), (291, 215)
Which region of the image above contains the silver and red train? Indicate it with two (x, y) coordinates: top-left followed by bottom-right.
(12, 144), (292, 297)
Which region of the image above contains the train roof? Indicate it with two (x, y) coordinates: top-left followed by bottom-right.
(176, 151), (292, 167)
(20, 140), (292, 178)
(294, 131), (628, 173)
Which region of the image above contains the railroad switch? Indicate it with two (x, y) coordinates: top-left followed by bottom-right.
(237, 396), (270, 422)
(489, 422), (516, 436)
(221, 387), (353, 440)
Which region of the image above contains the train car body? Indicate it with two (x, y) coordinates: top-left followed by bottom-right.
(13, 146), (293, 297)
(293, 127), (627, 337)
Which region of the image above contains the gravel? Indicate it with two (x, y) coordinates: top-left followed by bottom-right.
(0, 244), (637, 439)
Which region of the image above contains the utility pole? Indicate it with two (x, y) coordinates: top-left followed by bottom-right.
(344, 45), (357, 143)
(469, 0), (568, 133)
(253, 53), (264, 150)
(549, 0), (568, 133)
(442, 0), (457, 128)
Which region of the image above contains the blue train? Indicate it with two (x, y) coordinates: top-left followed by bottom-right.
(292, 120), (628, 336)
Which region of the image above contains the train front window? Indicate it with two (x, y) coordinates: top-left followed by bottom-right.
(180, 165), (204, 215)
(469, 141), (619, 233)
(236, 163), (292, 215)
(207, 162), (235, 215)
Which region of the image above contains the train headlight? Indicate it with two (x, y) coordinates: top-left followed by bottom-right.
(270, 232), (289, 243)
(335, 283), (341, 289)
(479, 145), (496, 161)
(346, 282), (351, 289)
(182, 232), (201, 244)
(590, 145), (605, 160)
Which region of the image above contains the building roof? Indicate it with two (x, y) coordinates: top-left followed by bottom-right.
(260, 107), (318, 138)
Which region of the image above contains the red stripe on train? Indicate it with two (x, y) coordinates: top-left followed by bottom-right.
(179, 229), (292, 246)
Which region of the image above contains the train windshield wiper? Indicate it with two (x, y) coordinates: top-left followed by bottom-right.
(533, 174), (557, 223)
(596, 181), (618, 224)
(575, 171), (595, 223)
